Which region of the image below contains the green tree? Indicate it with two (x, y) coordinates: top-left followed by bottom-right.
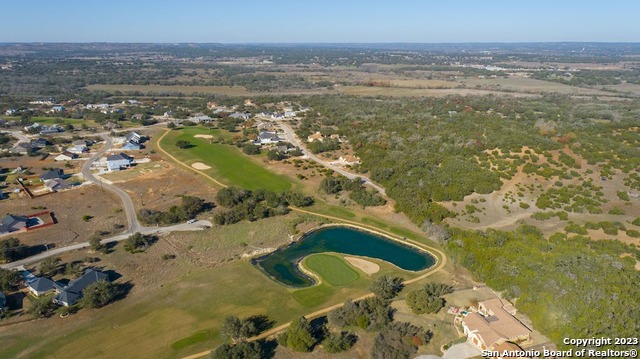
(39, 257), (61, 277)
(80, 280), (119, 309)
(28, 296), (57, 318)
(211, 340), (263, 359)
(277, 317), (316, 352)
(369, 275), (404, 301)
(0, 268), (21, 291)
(175, 140), (192, 149)
(0, 237), (23, 262)
(123, 233), (156, 253)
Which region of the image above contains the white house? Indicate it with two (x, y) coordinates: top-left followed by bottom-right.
(54, 151), (78, 161)
(106, 153), (133, 171)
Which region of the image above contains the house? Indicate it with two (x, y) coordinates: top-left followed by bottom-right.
(163, 111), (173, 117)
(0, 214), (29, 234)
(40, 169), (64, 181)
(330, 134), (341, 141)
(122, 141), (142, 150)
(51, 106), (65, 112)
(39, 125), (64, 135)
(255, 130), (281, 144)
(284, 111), (296, 118)
(31, 138), (50, 147)
(491, 341), (531, 359)
(24, 123), (41, 132)
(125, 131), (143, 144)
(44, 178), (70, 192)
(131, 114), (145, 121)
(13, 142), (38, 154)
(103, 121), (120, 130)
(5, 109), (18, 116)
(461, 298), (531, 351)
(229, 112), (251, 120)
(307, 132), (324, 142)
(27, 277), (59, 297)
(338, 155), (361, 166)
(55, 151), (78, 161)
(53, 269), (110, 307)
(106, 153), (133, 171)
(69, 140), (88, 154)
(0, 291), (5, 310)
(188, 115), (213, 123)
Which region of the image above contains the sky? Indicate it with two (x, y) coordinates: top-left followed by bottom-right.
(2, 0), (639, 43)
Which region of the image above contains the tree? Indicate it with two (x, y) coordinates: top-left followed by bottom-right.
(277, 316), (316, 352)
(175, 140), (192, 149)
(369, 275), (404, 301)
(65, 261), (84, 278)
(406, 289), (445, 314)
(211, 340), (264, 359)
(0, 268), (21, 291)
(267, 150), (285, 161)
(89, 236), (105, 253)
(242, 145), (261, 155)
(28, 296), (57, 318)
(123, 233), (156, 253)
(0, 237), (23, 262)
(39, 257), (60, 277)
(221, 316), (243, 341)
(322, 331), (357, 353)
(80, 280), (119, 309)
(167, 122), (176, 129)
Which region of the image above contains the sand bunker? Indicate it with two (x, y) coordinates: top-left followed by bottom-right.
(344, 256), (380, 275)
(191, 162), (211, 170)
(194, 134), (214, 139)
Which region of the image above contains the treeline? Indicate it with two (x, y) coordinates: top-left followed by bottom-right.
(213, 187), (313, 225)
(138, 196), (210, 225)
(446, 225), (640, 350)
(319, 175), (386, 207)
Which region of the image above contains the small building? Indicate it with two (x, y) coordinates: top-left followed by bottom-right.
(0, 215), (30, 234)
(31, 138), (50, 148)
(13, 142), (39, 154)
(106, 153), (133, 171)
(53, 269), (110, 307)
(27, 277), (58, 297)
(51, 106), (65, 112)
(338, 155), (361, 166)
(307, 132), (324, 142)
(122, 141), (142, 150)
(229, 112), (251, 120)
(125, 131), (143, 144)
(44, 178), (70, 192)
(284, 111), (296, 118)
(40, 169), (64, 181)
(23, 123), (41, 132)
(188, 115), (213, 123)
(5, 109), (18, 116)
(54, 151), (78, 161)
(69, 140), (88, 154)
(39, 125), (64, 135)
(255, 130), (281, 145)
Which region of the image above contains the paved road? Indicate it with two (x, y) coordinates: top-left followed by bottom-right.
(81, 134), (141, 233)
(277, 122), (386, 196)
(0, 220), (212, 270)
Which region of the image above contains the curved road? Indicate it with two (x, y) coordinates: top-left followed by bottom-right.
(277, 122), (387, 196)
(81, 134), (140, 233)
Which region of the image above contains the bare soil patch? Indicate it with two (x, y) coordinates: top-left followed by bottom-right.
(0, 185), (127, 247)
(191, 162), (211, 170)
(344, 256), (380, 275)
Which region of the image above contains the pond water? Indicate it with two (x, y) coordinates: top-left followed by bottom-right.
(253, 226), (436, 287)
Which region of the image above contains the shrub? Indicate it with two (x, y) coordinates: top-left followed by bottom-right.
(322, 331), (357, 353)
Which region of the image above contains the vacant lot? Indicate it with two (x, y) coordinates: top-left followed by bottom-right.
(0, 185), (127, 248)
(158, 127), (294, 191)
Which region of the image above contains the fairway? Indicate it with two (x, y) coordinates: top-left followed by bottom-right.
(159, 127), (293, 191)
(304, 254), (359, 286)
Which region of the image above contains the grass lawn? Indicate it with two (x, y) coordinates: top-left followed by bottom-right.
(303, 254), (359, 286)
(159, 127), (294, 191)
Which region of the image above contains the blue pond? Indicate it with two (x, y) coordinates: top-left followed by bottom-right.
(253, 226), (436, 287)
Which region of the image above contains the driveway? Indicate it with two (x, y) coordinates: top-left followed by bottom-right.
(442, 342), (482, 359)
